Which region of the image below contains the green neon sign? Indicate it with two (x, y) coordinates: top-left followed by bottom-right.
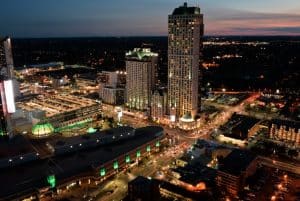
(47, 175), (56, 188)
(156, 141), (160, 147)
(100, 168), (106, 176)
(113, 161), (119, 169)
(147, 145), (151, 152)
(125, 155), (130, 163)
(136, 150), (141, 157)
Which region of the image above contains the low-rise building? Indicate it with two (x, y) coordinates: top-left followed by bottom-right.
(269, 119), (300, 147)
(99, 85), (125, 105)
(98, 71), (126, 105)
(216, 149), (257, 197)
(151, 89), (167, 121)
(127, 176), (160, 201)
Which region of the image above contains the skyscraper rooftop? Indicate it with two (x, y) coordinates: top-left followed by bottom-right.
(172, 2), (201, 15)
(125, 48), (158, 61)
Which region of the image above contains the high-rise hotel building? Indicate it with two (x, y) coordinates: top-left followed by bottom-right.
(168, 2), (204, 122)
(126, 48), (158, 111)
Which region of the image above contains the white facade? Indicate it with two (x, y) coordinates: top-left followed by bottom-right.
(98, 71), (126, 105)
(126, 48), (158, 111)
(100, 86), (125, 105)
(151, 89), (167, 120)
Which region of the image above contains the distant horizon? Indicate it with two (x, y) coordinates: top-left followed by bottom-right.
(9, 35), (300, 40)
(1, 0), (299, 37)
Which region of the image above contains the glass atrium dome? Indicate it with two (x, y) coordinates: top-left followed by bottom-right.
(32, 122), (55, 138)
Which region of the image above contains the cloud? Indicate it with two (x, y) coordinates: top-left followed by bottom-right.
(205, 9), (300, 35)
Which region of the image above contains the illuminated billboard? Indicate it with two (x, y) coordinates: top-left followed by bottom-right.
(3, 80), (15, 113)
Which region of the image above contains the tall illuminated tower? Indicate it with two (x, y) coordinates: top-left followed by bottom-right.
(0, 37), (16, 137)
(125, 48), (158, 111)
(0, 37), (14, 79)
(168, 2), (204, 122)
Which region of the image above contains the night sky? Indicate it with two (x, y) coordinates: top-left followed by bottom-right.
(0, 0), (299, 37)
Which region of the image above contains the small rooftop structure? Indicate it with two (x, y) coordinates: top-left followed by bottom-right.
(125, 48), (158, 61)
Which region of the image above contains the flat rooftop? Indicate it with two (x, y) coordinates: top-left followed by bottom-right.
(18, 94), (98, 117)
(0, 126), (163, 199)
(0, 135), (36, 158)
(218, 149), (257, 176)
(49, 126), (134, 149)
(174, 164), (216, 186)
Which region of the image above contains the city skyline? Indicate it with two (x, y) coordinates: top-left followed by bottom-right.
(0, 1), (299, 201)
(0, 0), (299, 37)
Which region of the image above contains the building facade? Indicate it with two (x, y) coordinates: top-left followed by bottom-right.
(97, 70), (126, 88)
(0, 37), (14, 79)
(126, 48), (158, 111)
(269, 120), (300, 147)
(128, 176), (160, 201)
(100, 86), (125, 105)
(0, 37), (20, 98)
(168, 3), (204, 121)
(216, 150), (257, 197)
(151, 89), (167, 121)
(98, 71), (126, 105)
(0, 37), (17, 137)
